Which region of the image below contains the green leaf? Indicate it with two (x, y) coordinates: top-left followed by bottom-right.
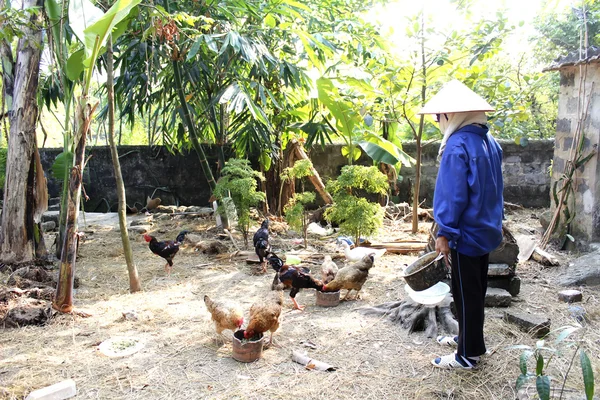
(519, 351), (531, 375)
(536, 353), (544, 375)
(187, 38), (202, 60)
(536, 375), (551, 400)
(358, 133), (415, 168)
(516, 374), (529, 390)
(555, 325), (580, 344)
(66, 49), (85, 81)
(72, 0), (142, 68)
(264, 14), (276, 28)
(580, 350), (595, 400)
(51, 151), (74, 182)
(259, 150), (272, 172)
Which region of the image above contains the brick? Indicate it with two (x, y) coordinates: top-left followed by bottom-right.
(25, 379), (76, 400)
(485, 288), (512, 307)
(487, 264), (513, 277)
(504, 310), (551, 338)
(558, 289), (583, 303)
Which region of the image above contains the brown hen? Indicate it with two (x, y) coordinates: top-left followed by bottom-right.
(322, 254), (375, 300)
(243, 288), (283, 346)
(204, 295), (244, 342)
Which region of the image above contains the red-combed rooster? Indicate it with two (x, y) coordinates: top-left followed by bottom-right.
(143, 230), (188, 275)
(266, 253), (323, 311)
(253, 219), (271, 273)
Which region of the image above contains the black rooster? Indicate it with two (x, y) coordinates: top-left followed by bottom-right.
(267, 253), (323, 310)
(253, 219), (271, 273)
(143, 230), (188, 276)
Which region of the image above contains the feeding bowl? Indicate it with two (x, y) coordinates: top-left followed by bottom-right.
(232, 330), (264, 363)
(401, 251), (447, 291)
(316, 290), (340, 307)
(404, 282), (450, 306)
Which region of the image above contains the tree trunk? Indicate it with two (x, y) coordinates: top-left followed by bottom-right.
(290, 140), (333, 204)
(53, 100), (95, 313)
(0, 0), (47, 264)
(412, 15), (427, 234)
(172, 59), (229, 228)
(106, 38), (141, 293)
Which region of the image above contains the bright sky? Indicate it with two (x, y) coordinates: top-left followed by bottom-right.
(371, 0), (577, 56)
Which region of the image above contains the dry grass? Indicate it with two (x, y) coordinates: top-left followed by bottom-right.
(0, 210), (599, 400)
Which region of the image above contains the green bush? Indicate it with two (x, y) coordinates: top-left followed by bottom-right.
(213, 158), (265, 247)
(325, 165), (388, 244)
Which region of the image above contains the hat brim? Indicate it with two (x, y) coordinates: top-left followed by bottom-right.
(417, 80), (495, 115)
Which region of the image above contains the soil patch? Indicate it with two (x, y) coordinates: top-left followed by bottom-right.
(0, 209), (598, 399)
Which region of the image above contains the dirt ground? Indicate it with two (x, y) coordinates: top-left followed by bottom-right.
(1, 208), (599, 400)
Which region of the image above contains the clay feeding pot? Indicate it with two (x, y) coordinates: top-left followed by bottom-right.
(232, 330), (264, 363)
(316, 290), (340, 307)
(401, 251), (447, 291)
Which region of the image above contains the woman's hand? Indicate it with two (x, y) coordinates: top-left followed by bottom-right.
(435, 236), (450, 269)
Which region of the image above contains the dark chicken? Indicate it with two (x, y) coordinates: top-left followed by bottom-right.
(253, 219), (271, 273)
(267, 253), (323, 310)
(143, 230), (188, 275)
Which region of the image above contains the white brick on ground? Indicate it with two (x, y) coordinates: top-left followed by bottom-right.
(25, 379), (76, 400)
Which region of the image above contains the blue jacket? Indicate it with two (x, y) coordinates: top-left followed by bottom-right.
(433, 124), (504, 257)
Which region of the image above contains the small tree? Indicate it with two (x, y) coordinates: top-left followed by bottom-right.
(281, 159), (316, 248)
(325, 165), (388, 245)
(213, 159), (265, 247)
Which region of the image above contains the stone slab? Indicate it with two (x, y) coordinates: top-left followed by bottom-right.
(556, 250), (600, 286)
(25, 379), (76, 400)
(487, 275), (521, 297)
(504, 310), (551, 338)
(487, 264), (513, 277)
(485, 288), (512, 307)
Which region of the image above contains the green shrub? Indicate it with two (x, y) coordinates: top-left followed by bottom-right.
(213, 158), (265, 247)
(325, 165), (388, 244)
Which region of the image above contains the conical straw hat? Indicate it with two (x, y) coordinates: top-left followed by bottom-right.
(418, 79), (494, 115)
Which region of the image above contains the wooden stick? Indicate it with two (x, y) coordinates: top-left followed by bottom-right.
(532, 247), (559, 266)
(290, 139), (333, 204)
(291, 350), (336, 371)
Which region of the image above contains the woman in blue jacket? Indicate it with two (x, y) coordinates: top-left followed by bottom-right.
(419, 80), (504, 370)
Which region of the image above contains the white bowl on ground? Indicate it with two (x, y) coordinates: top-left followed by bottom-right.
(404, 282), (450, 306)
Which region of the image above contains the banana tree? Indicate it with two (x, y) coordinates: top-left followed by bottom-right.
(54, 0), (141, 313)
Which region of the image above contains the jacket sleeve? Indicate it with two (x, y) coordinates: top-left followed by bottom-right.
(433, 146), (469, 243)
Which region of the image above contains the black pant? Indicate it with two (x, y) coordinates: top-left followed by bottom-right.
(450, 249), (489, 358)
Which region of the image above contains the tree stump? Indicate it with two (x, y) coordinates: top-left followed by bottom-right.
(358, 297), (458, 338)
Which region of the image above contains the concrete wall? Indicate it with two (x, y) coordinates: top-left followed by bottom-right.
(552, 64), (600, 241)
(38, 139), (554, 212)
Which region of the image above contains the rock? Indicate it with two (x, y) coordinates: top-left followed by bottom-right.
(122, 310), (139, 321)
(487, 275), (521, 297)
(508, 276), (521, 297)
(128, 225), (152, 234)
(558, 289), (583, 303)
(47, 204), (60, 212)
(48, 197), (61, 207)
(25, 379), (76, 400)
(504, 310), (551, 338)
(185, 206), (213, 215)
(568, 305), (587, 324)
(8, 267), (54, 288)
(488, 264), (513, 276)
(485, 288), (512, 307)
(155, 205), (176, 214)
(4, 299), (52, 328)
(130, 218), (152, 227)
(41, 221), (56, 232)
(42, 211), (60, 225)
(556, 250), (600, 286)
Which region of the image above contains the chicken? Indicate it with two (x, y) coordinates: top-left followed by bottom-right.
(244, 287), (283, 346)
(143, 230), (188, 275)
(204, 295), (244, 342)
(267, 253), (323, 311)
(339, 241), (385, 262)
(253, 219), (271, 273)
(322, 253), (375, 300)
(143, 196), (161, 214)
(320, 255), (338, 284)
